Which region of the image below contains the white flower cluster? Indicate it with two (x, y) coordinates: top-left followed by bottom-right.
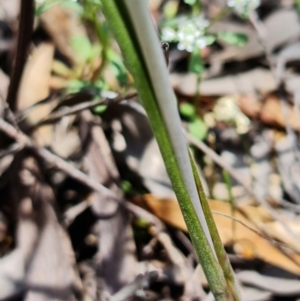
(161, 16), (210, 52)
(227, 0), (261, 15)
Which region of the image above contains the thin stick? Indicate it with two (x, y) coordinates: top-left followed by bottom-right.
(37, 92), (137, 126)
(0, 118), (118, 202)
(0, 142), (23, 158)
(212, 211), (299, 253)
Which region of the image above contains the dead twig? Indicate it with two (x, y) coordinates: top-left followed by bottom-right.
(36, 91), (137, 126)
(110, 271), (158, 301)
(0, 117), (118, 202)
(212, 211), (299, 254)
(0, 142), (23, 158)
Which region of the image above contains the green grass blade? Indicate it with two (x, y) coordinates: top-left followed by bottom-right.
(100, 1), (234, 299)
(190, 152), (241, 301)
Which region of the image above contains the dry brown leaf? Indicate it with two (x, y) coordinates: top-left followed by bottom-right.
(238, 95), (262, 119)
(239, 204), (300, 253)
(17, 43), (55, 146)
(260, 95), (300, 131)
(143, 194), (300, 275)
(237, 94), (300, 132)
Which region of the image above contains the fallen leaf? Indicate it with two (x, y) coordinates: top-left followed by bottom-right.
(17, 43), (55, 146)
(143, 194), (300, 275)
(238, 95), (262, 119)
(260, 95), (300, 131)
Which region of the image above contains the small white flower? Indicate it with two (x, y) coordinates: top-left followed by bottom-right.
(177, 33), (195, 52)
(195, 37), (207, 49)
(227, 0), (261, 14)
(176, 16), (210, 52)
(194, 15), (210, 30)
(161, 15), (211, 52)
(161, 27), (177, 42)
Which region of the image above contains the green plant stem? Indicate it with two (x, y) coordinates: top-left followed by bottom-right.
(222, 170), (236, 240)
(83, 0), (108, 79)
(190, 152), (241, 301)
(194, 73), (202, 111)
(101, 0), (233, 300)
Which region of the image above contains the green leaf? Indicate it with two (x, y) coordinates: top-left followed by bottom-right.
(217, 32), (248, 46)
(180, 102), (196, 120)
(35, 0), (82, 16)
(184, 0), (197, 5)
(70, 35), (93, 63)
(61, 1), (83, 14)
(107, 49), (128, 86)
(188, 50), (204, 75)
(188, 117), (207, 140)
(93, 104), (107, 114)
(297, 0), (300, 11)
(163, 1), (179, 19)
(67, 79), (85, 92)
(205, 35), (216, 46)
(134, 217), (150, 229)
(35, 0), (63, 16)
(121, 180), (133, 193)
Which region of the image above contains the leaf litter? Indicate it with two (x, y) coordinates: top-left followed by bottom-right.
(1, 1), (300, 301)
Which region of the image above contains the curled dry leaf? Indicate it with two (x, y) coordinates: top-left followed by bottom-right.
(143, 194), (300, 275)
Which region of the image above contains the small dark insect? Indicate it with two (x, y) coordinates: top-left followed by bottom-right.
(161, 41), (169, 67)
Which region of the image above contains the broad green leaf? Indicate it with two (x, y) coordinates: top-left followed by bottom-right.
(217, 32), (248, 46)
(188, 117), (207, 140)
